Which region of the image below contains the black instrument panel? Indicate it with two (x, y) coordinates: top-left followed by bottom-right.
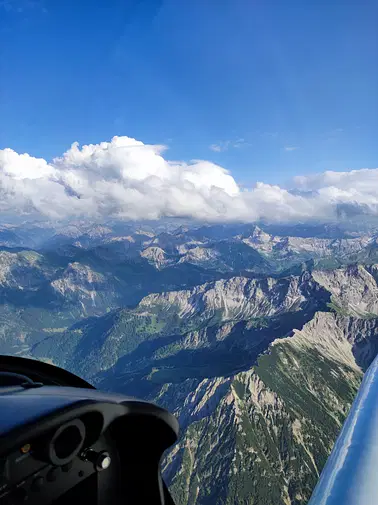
(0, 356), (179, 505)
(0, 412), (120, 505)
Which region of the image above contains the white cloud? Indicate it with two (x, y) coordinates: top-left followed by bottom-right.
(0, 135), (377, 223)
(209, 144), (223, 152)
(209, 138), (246, 152)
(284, 146), (299, 152)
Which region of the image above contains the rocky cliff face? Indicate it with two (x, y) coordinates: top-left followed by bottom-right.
(139, 273), (327, 322)
(50, 262), (120, 315)
(312, 264), (378, 316)
(140, 246), (172, 269)
(159, 311), (367, 505)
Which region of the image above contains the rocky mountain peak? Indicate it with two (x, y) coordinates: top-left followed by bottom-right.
(50, 263), (105, 302)
(140, 246), (169, 268)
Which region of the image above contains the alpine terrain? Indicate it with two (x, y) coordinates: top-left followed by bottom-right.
(1, 220), (378, 504)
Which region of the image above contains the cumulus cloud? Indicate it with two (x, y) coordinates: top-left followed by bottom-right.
(0, 135), (377, 223)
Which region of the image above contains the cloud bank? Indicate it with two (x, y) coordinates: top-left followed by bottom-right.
(0, 135), (377, 223)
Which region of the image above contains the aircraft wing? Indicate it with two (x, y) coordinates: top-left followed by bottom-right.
(308, 354), (378, 505)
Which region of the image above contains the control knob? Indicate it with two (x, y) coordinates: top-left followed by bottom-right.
(80, 449), (111, 472)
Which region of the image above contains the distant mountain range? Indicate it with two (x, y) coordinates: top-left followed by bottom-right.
(1, 220), (378, 504)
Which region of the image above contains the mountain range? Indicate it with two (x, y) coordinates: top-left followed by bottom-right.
(1, 220), (378, 504)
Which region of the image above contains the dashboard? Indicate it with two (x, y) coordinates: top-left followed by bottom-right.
(0, 356), (179, 505)
(0, 410), (119, 505)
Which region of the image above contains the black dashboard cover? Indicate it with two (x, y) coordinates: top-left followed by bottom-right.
(0, 355), (179, 505)
(0, 355), (95, 388)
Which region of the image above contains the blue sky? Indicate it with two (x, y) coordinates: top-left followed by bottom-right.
(0, 0), (377, 186)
